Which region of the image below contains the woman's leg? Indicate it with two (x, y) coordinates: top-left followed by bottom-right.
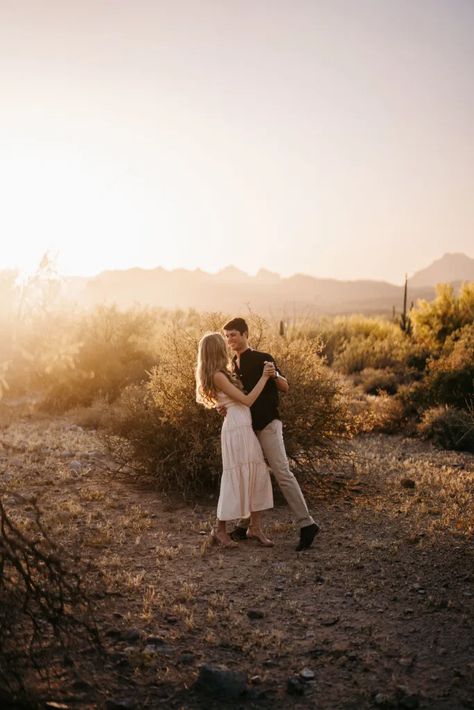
(248, 510), (274, 547)
(212, 518), (238, 547)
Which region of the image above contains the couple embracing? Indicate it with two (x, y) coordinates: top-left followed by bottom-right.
(196, 317), (319, 551)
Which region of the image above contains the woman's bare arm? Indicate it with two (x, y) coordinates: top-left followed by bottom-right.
(213, 371), (269, 407)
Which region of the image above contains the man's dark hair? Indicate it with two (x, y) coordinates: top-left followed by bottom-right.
(223, 317), (248, 335)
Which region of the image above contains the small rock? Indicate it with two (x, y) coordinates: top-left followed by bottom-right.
(396, 687), (420, 709)
(143, 644), (159, 655)
(68, 460), (82, 473)
(247, 609), (265, 619)
(308, 646), (326, 658)
(299, 667), (315, 681)
(250, 675), (262, 684)
(145, 635), (164, 645)
(179, 652), (195, 665)
(401, 478), (416, 489)
(72, 679), (92, 692)
(114, 655), (131, 669)
(320, 615), (339, 626)
(122, 629), (141, 643)
(105, 698), (135, 710)
(374, 692), (395, 708)
(287, 676), (306, 696)
(195, 664), (247, 699)
(105, 627), (121, 638)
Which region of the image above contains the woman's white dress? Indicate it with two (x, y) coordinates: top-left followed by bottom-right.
(216, 391), (273, 521)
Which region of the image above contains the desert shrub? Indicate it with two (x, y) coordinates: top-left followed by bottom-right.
(418, 406), (474, 452)
(356, 368), (400, 395)
(101, 315), (226, 497)
(365, 393), (406, 434)
(422, 323), (474, 409)
(103, 320), (357, 497)
(39, 306), (158, 412)
(411, 282), (474, 349)
(333, 331), (409, 374)
(269, 336), (357, 455)
(396, 381), (430, 418)
(305, 315), (406, 368)
(0, 493), (100, 705)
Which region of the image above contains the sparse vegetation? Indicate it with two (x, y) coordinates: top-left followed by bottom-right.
(0, 284), (472, 706)
(0, 492), (100, 705)
(418, 405), (474, 452)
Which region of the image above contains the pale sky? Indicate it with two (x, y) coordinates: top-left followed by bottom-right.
(1, 0), (473, 284)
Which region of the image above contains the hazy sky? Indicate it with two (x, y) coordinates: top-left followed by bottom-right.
(1, 0), (473, 284)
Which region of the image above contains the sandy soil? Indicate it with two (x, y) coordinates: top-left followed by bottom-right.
(0, 411), (473, 709)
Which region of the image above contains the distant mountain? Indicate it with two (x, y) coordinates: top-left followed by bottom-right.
(61, 253), (472, 316)
(410, 252), (474, 288)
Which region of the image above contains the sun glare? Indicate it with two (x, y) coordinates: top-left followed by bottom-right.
(0, 140), (158, 277)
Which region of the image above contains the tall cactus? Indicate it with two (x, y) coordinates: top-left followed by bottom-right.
(399, 273), (412, 335)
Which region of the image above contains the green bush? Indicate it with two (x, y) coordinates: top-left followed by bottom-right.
(411, 282), (474, 349)
(305, 315), (407, 369)
(333, 332), (409, 374)
(418, 406), (474, 452)
(102, 321), (357, 498)
(266, 336), (357, 468)
(423, 323), (474, 409)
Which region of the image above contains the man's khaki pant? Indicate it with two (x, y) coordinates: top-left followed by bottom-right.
(239, 419), (315, 529)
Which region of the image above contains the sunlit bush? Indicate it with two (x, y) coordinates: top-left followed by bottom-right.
(422, 323), (474, 409)
(303, 315), (407, 369)
(418, 405), (474, 452)
(355, 367), (400, 395)
(102, 320), (356, 497)
(411, 282), (474, 349)
(333, 332), (410, 374)
(38, 306), (158, 411)
(365, 393), (406, 434)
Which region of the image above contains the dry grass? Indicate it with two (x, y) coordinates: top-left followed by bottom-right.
(0, 410), (472, 708)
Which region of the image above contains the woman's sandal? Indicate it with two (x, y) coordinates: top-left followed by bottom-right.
(246, 528), (274, 547)
(210, 529), (239, 549)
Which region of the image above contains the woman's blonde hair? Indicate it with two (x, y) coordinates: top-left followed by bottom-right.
(196, 332), (234, 408)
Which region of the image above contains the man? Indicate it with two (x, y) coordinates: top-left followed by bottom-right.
(220, 317), (320, 551)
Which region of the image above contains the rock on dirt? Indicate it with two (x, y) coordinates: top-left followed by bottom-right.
(195, 664), (247, 699)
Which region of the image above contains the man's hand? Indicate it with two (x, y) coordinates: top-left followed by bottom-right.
(216, 404), (227, 417)
(263, 361), (276, 378)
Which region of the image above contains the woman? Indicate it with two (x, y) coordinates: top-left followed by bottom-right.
(196, 332), (274, 548)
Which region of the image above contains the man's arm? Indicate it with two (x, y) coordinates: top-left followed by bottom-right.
(274, 373), (289, 393)
(264, 355), (289, 393)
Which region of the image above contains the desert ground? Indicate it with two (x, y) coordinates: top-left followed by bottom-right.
(1, 406), (473, 709)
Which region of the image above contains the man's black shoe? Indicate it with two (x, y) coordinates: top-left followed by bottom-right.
(295, 523), (320, 551)
(230, 526), (248, 542)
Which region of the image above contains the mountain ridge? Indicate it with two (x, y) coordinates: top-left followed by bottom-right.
(58, 252), (472, 315)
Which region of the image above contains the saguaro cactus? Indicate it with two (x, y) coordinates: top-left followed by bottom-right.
(400, 274), (412, 335)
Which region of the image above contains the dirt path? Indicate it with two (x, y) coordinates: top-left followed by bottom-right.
(0, 414), (473, 709)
